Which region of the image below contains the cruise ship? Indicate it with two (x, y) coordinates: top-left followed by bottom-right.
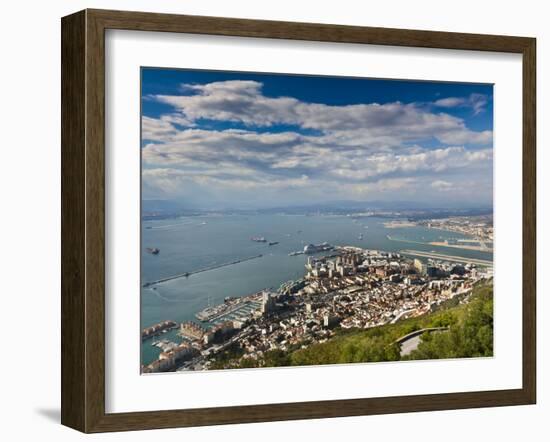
(303, 242), (333, 254)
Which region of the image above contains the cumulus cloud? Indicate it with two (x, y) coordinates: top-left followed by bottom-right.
(434, 93), (489, 115)
(328, 146), (492, 181)
(141, 80), (493, 207)
(142, 116), (177, 142)
(154, 81), (492, 146)
(141, 126), (492, 203)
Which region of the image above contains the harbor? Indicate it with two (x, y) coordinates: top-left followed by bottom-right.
(141, 243), (493, 373)
(140, 213), (494, 366)
(195, 292), (264, 323)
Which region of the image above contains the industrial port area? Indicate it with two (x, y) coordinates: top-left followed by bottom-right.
(141, 243), (493, 374)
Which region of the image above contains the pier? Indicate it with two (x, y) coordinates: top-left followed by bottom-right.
(142, 254), (264, 288)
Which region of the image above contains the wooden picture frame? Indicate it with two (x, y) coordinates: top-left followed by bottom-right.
(61, 8), (536, 433)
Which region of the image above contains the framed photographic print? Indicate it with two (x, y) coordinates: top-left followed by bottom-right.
(61, 9), (536, 433)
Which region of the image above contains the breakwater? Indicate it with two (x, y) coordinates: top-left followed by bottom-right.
(142, 254), (264, 288)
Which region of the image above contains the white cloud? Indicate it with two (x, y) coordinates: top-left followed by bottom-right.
(431, 180), (453, 191)
(327, 146), (492, 181)
(141, 80), (493, 206)
(434, 93), (490, 115)
(153, 81), (492, 146)
(141, 116), (177, 141)
(434, 97), (466, 108)
(141, 125), (492, 203)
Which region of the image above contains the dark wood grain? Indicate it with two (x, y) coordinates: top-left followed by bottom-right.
(61, 10), (86, 431)
(85, 9), (107, 432)
(522, 38), (537, 403)
(61, 9), (537, 433)
(90, 8), (532, 53)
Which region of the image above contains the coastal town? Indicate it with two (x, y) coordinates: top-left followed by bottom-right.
(141, 243), (493, 373)
(417, 215), (493, 245)
(385, 214), (493, 253)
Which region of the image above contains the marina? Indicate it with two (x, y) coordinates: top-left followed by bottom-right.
(195, 291), (264, 323)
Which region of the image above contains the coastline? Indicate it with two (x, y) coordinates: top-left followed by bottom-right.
(141, 214), (494, 367)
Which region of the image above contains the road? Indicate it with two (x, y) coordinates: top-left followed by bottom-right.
(400, 250), (493, 267)
(400, 335), (422, 357)
(395, 327), (450, 357)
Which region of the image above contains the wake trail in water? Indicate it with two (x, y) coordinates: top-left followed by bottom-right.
(147, 288), (180, 303)
(147, 221), (195, 230)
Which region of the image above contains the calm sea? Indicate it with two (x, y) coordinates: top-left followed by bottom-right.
(140, 214), (492, 365)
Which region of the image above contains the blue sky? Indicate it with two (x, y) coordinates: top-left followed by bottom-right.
(141, 68), (493, 209)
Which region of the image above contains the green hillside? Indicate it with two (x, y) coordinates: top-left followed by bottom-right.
(211, 281), (493, 369)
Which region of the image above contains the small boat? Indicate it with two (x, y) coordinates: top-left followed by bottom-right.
(268, 241), (279, 246)
(146, 247), (160, 255)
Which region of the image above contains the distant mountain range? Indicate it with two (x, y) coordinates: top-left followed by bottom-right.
(142, 199), (193, 213)
(256, 199), (487, 212)
(142, 198), (492, 220)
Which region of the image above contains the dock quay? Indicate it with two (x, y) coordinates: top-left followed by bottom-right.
(142, 254), (263, 288)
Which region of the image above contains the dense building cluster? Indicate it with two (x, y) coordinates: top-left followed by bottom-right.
(141, 246), (492, 373)
(418, 215), (493, 242)
(142, 342), (199, 373)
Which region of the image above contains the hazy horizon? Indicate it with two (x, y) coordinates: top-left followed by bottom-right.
(141, 198), (493, 213)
